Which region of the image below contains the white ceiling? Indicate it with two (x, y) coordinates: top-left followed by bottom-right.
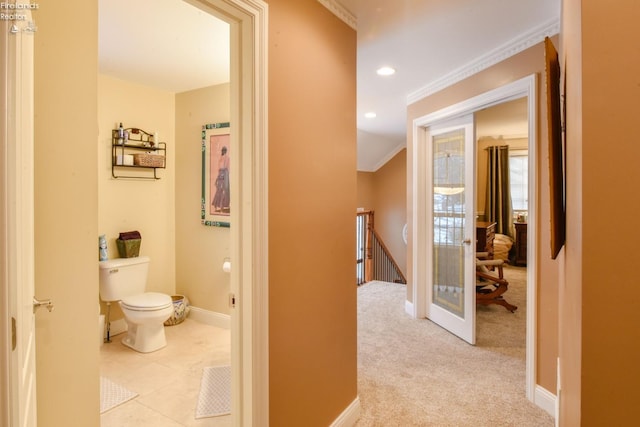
(98, 0), (560, 170)
(337, 0), (560, 170)
(99, 0), (229, 93)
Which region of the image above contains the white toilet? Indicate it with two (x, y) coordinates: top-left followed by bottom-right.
(98, 256), (173, 353)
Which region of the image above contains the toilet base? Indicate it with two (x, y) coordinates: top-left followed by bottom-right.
(122, 321), (167, 353)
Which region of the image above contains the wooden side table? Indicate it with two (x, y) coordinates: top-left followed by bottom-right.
(476, 221), (496, 257)
(514, 222), (527, 266)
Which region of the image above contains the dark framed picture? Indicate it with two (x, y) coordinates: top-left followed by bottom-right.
(201, 122), (231, 227)
(544, 37), (565, 259)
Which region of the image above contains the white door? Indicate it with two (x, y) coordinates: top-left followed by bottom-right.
(426, 114), (476, 344)
(5, 13), (39, 427)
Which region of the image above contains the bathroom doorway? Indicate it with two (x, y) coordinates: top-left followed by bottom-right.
(96, 0), (268, 424)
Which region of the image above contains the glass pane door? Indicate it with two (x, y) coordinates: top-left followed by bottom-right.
(433, 129), (466, 317)
(427, 115), (475, 344)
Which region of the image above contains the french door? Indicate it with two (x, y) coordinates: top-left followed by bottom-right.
(426, 114), (476, 344)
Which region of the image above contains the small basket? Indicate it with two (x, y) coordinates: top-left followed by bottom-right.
(116, 238), (141, 258)
(133, 153), (165, 168)
(164, 295), (190, 326)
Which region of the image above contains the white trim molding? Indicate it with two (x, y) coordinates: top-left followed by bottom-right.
(405, 299), (414, 318)
(329, 397), (361, 427)
(188, 307), (231, 329)
(317, 0), (357, 30)
(535, 385), (557, 418)
(407, 18), (559, 104)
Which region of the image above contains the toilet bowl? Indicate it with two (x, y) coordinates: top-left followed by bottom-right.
(120, 292), (173, 352)
(99, 256), (173, 353)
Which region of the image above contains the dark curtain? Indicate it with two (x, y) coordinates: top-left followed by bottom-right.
(484, 145), (514, 238)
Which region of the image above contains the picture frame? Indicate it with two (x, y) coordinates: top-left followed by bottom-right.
(201, 122), (231, 227)
(544, 37), (565, 259)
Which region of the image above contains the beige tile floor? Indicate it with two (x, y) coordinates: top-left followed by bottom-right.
(100, 318), (231, 427)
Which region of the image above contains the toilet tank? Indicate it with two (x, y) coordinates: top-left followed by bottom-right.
(99, 256), (150, 302)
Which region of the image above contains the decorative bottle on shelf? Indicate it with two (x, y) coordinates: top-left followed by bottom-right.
(117, 122), (124, 144)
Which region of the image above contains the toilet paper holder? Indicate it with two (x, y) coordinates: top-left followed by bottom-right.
(222, 257), (231, 273)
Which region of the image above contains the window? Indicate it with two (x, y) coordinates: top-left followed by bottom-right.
(509, 150), (528, 211)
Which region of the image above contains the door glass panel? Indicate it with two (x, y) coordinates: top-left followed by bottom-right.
(432, 129), (466, 318)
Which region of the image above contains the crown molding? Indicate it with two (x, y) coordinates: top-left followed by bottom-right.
(317, 0), (357, 30)
(407, 17), (560, 105)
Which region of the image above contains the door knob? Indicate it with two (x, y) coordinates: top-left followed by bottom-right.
(33, 297), (54, 313)
(462, 238), (472, 245)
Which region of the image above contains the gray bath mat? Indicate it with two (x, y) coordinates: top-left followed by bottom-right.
(195, 365), (231, 418)
(100, 377), (138, 414)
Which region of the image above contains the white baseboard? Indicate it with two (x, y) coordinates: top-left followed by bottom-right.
(535, 385), (556, 418)
(405, 299), (414, 317)
(330, 396), (361, 427)
(188, 306), (230, 329)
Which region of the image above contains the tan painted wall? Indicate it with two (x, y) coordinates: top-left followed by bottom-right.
(406, 41), (559, 393)
(356, 150), (408, 276)
(559, 0), (582, 423)
(562, 1), (640, 424)
(175, 84), (231, 314)
(357, 171), (375, 210)
(371, 149), (408, 275)
(34, 1), (100, 425)
(97, 75), (176, 322)
(266, 0), (358, 424)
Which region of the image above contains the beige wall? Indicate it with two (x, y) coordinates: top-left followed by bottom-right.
(98, 74), (176, 321)
(357, 171), (375, 210)
(356, 150), (408, 276)
(559, 0), (582, 422)
(267, 0), (358, 424)
(561, 1), (640, 424)
(34, 1), (100, 425)
(175, 84), (231, 314)
(406, 40), (559, 393)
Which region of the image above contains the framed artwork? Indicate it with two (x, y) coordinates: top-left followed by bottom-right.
(201, 122), (231, 227)
(544, 37), (565, 259)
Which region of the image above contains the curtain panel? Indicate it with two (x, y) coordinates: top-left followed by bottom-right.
(484, 145), (514, 238)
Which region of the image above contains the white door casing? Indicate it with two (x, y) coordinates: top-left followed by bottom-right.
(410, 74), (539, 403)
(185, 0), (269, 425)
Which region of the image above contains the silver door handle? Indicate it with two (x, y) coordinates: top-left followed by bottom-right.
(33, 297), (54, 313)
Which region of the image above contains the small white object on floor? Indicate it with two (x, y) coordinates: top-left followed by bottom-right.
(100, 377), (138, 414)
(195, 365), (231, 419)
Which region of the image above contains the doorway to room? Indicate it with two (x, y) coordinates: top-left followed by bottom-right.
(410, 74), (539, 402)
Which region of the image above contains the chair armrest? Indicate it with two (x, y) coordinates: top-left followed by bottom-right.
(476, 259), (504, 267)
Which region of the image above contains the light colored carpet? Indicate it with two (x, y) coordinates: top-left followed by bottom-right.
(356, 266), (554, 426)
(195, 365), (231, 419)
(100, 377), (137, 414)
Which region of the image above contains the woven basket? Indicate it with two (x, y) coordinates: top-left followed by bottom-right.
(133, 153), (165, 168)
(164, 295), (190, 326)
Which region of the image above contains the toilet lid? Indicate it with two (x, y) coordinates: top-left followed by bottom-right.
(121, 292), (172, 311)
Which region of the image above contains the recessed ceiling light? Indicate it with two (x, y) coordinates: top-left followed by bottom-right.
(365, 112), (377, 119)
(376, 66), (396, 76)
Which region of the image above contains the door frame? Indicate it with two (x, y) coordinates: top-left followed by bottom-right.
(0, 0), (269, 425)
(189, 0), (269, 424)
(409, 74), (538, 403)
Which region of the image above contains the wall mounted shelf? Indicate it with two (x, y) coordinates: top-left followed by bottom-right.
(112, 128), (166, 180)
